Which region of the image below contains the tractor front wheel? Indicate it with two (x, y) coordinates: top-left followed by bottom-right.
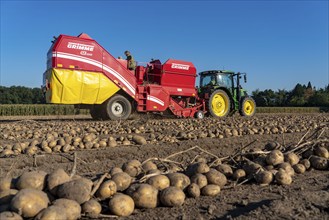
(208, 89), (231, 118)
(104, 94), (132, 120)
(239, 97), (256, 117)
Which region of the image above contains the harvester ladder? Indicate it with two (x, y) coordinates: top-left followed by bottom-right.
(137, 86), (147, 112)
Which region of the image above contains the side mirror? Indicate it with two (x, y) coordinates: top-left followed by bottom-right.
(244, 74), (247, 83)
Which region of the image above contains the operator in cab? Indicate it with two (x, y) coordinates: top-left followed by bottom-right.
(124, 50), (136, 70)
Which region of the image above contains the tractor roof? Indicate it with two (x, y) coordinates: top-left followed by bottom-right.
(199, 70), (235, 76)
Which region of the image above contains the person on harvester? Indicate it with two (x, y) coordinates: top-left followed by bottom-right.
(124, 50), (136, 70)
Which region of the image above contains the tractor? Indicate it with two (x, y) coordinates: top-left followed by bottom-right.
(198, 70), (256, 118)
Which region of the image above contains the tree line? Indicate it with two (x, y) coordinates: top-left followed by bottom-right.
(252, 82), (329, 107)
(0, 83), (328, 106)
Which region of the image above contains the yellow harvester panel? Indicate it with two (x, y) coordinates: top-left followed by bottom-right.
(45, 68), (120, 104)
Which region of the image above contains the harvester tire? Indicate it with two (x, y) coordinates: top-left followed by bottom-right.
(239, 97), (256, 117)
(195, 111), (205, 119)
(104, 94), (132, 120)
(208, 89), (231, 118)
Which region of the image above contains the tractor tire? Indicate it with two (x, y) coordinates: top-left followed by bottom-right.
(239, 97), (256, 117)
(90, 105), (104, 120)
(208, 89), (231, 118)
(104, 94), (132, 120)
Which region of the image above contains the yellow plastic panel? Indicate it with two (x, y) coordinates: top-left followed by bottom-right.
(46, 68), (120, 104)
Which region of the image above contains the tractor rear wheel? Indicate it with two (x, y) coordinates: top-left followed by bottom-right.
(104, 94), (132, 120)
(208, 89), (231, 118)
(239, 97), (256, 117)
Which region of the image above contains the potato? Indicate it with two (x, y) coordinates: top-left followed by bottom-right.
(205, 169), (227, 187)
(47, 168), (70, 195)
(52, 198), (81, 220)
(293, 164), (306, 174)
(111, 172), (132, 191)
(185, 162), (210, 176)
(195, 157), (208, 164)
(232, 169), (246, 181)
(109, 167), (123, 176)
(35, 205), (67, 220)
(275, 170), (292, 185)
(82, 199), (102, 218)
(242, 162), (263, 175)
(160, 187), (185, 207)
(215, 164), (233, 177)
(0, 211), (23, 220)
(266, 150), (284, 166)
(146, 175), (170, 190)
(10, 188), (49, 218)
(96, 180), (117, 200)
(122, 160), (142, 177)
(109, 194), (135, 217)
(299, 159), (311, 170)
(167, 173), (190, 190)
(310, 156), (329, 170)
(255, 171), (273, 185)
(190, 174), (208, 188)
(16, 171), (47, 190)
(0, 189), (18, 205)
(56, 178), (93, 204)
(0, 176), (14, 192)
(108, 140), (117, 148)
(265, 141), (281, 151)
(314, 146), (329, 159)
(130, 184), (158, 208)
(142, 161), (157, 172)
(284, 152), (299, 165)
(186, 183), (200, 198)
(201, 184), (221, 196)
(277, 163), (295, 176)
(132, 135), (147, 145)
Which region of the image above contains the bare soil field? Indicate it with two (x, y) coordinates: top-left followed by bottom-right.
(0, 113), (328, 219)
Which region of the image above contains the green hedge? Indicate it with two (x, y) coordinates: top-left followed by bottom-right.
(0, 104), (89, 116)
(256, 107), (328, 113)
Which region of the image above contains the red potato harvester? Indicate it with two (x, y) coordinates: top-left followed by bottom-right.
(43, 33), (256, 120)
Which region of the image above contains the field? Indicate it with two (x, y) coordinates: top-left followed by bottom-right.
(0, 113), (328, 219)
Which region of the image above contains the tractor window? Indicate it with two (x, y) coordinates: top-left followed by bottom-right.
(201, 75), (216, 87)
(218, 74), (233, 88)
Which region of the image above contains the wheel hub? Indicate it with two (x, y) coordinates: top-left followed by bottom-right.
(112, 102), (124, 116)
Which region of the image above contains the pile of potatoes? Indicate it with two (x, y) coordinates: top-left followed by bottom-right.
(1, 114), (328, 157)
(1, 139), (328, 219)
(0, 133), (148, 157)
(0, 158), (228, 219)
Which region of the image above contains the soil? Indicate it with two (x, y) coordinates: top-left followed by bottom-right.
(1, 113), (328, 219)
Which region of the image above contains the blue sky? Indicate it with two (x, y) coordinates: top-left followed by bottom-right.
(1, 0), (328, 92)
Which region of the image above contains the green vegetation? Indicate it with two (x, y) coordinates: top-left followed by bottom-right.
(0, 104), (89, 116)
(252, 82), (329, 107)
(0, 83), (328, 116)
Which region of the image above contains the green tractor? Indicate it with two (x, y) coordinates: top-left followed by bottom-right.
(198, 70), (256, 118)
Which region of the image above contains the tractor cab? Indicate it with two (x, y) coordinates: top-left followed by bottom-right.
(198, 70), (256, 118)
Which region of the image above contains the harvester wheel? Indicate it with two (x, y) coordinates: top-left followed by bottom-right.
(208, 89), (231, 118)
(104, 94), (132, 120)
(239, 97), (256, 117)
(195, 111), (205, 119)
